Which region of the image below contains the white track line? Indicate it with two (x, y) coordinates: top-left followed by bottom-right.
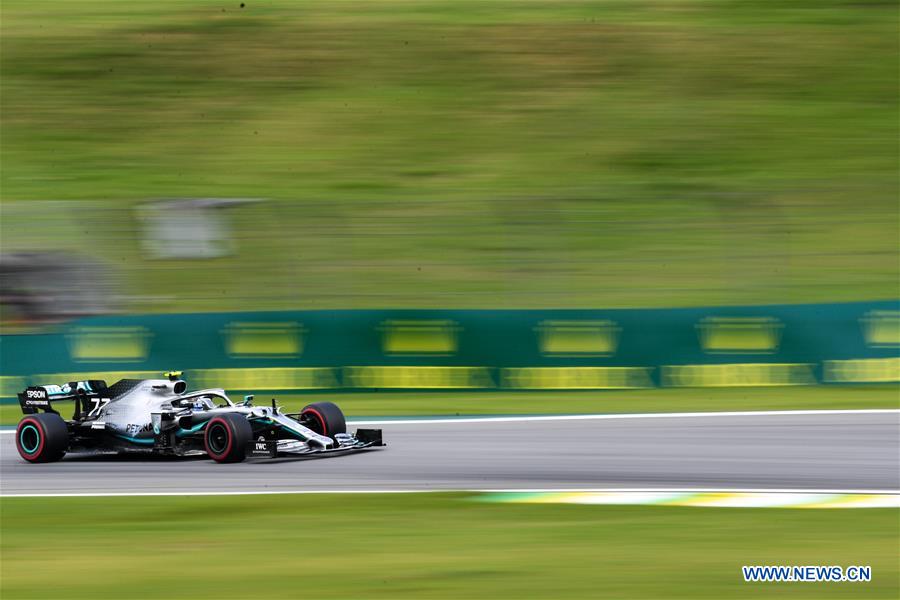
(1, 408), (897, 434)
(3, 487), (898, 499)
(350, 408), (900, 426)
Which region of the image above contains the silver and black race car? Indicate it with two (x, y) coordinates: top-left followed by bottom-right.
(14, 372), (383, 463)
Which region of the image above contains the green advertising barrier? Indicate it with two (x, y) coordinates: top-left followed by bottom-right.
(0, 301), (897, 397)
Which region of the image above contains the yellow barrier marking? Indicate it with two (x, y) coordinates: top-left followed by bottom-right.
(697, 317), (782, 354)
(66, 326), (153, 362)
(222, 322), (304, 358)
(536, 320), (620, 357)
(380, 320), (460, 355)
(823, 358), (900, 383)
(0, 376), (27, 398)
(662, 363), (816, 387)
(501, 366), (653, 389)
(862, 310), (900, 347)
(343, 366), (492, 389)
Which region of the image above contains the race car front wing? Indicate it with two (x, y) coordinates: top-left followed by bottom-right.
(247, 428), (384, 458)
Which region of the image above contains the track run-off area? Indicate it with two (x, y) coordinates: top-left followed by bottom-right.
(1, 409), (898, 497)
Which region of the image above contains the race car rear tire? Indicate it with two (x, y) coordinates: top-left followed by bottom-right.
(300, 401), (346, 437)
(204, 414), (252, 463)
(16, 413), (68, 463)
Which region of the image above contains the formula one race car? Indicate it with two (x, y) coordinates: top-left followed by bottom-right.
(15, 372), (383, 463)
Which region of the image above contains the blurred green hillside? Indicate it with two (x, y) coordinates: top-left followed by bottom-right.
(1, 1), (897, 311)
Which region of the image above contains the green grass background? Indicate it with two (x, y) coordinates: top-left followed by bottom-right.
(1, 494), (897, 599)
(2, 0), (897, 311)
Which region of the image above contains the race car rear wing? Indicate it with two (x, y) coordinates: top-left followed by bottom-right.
(17, 380), (108, 415)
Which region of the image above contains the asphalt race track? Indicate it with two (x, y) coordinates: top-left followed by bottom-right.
(1, 411), (898, 495)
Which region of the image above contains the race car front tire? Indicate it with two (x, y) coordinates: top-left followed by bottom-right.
(16, 413), (69, 463)
(300, 401), (346, 437)
(204, 414), (252, 463)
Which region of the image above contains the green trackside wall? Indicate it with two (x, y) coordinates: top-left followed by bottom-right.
(0, 301), (897, 398)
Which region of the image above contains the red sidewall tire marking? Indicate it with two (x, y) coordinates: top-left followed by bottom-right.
(303, 408), (327, 436)
(204, 417), (234, 461)
(17, 418), (46, 461)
